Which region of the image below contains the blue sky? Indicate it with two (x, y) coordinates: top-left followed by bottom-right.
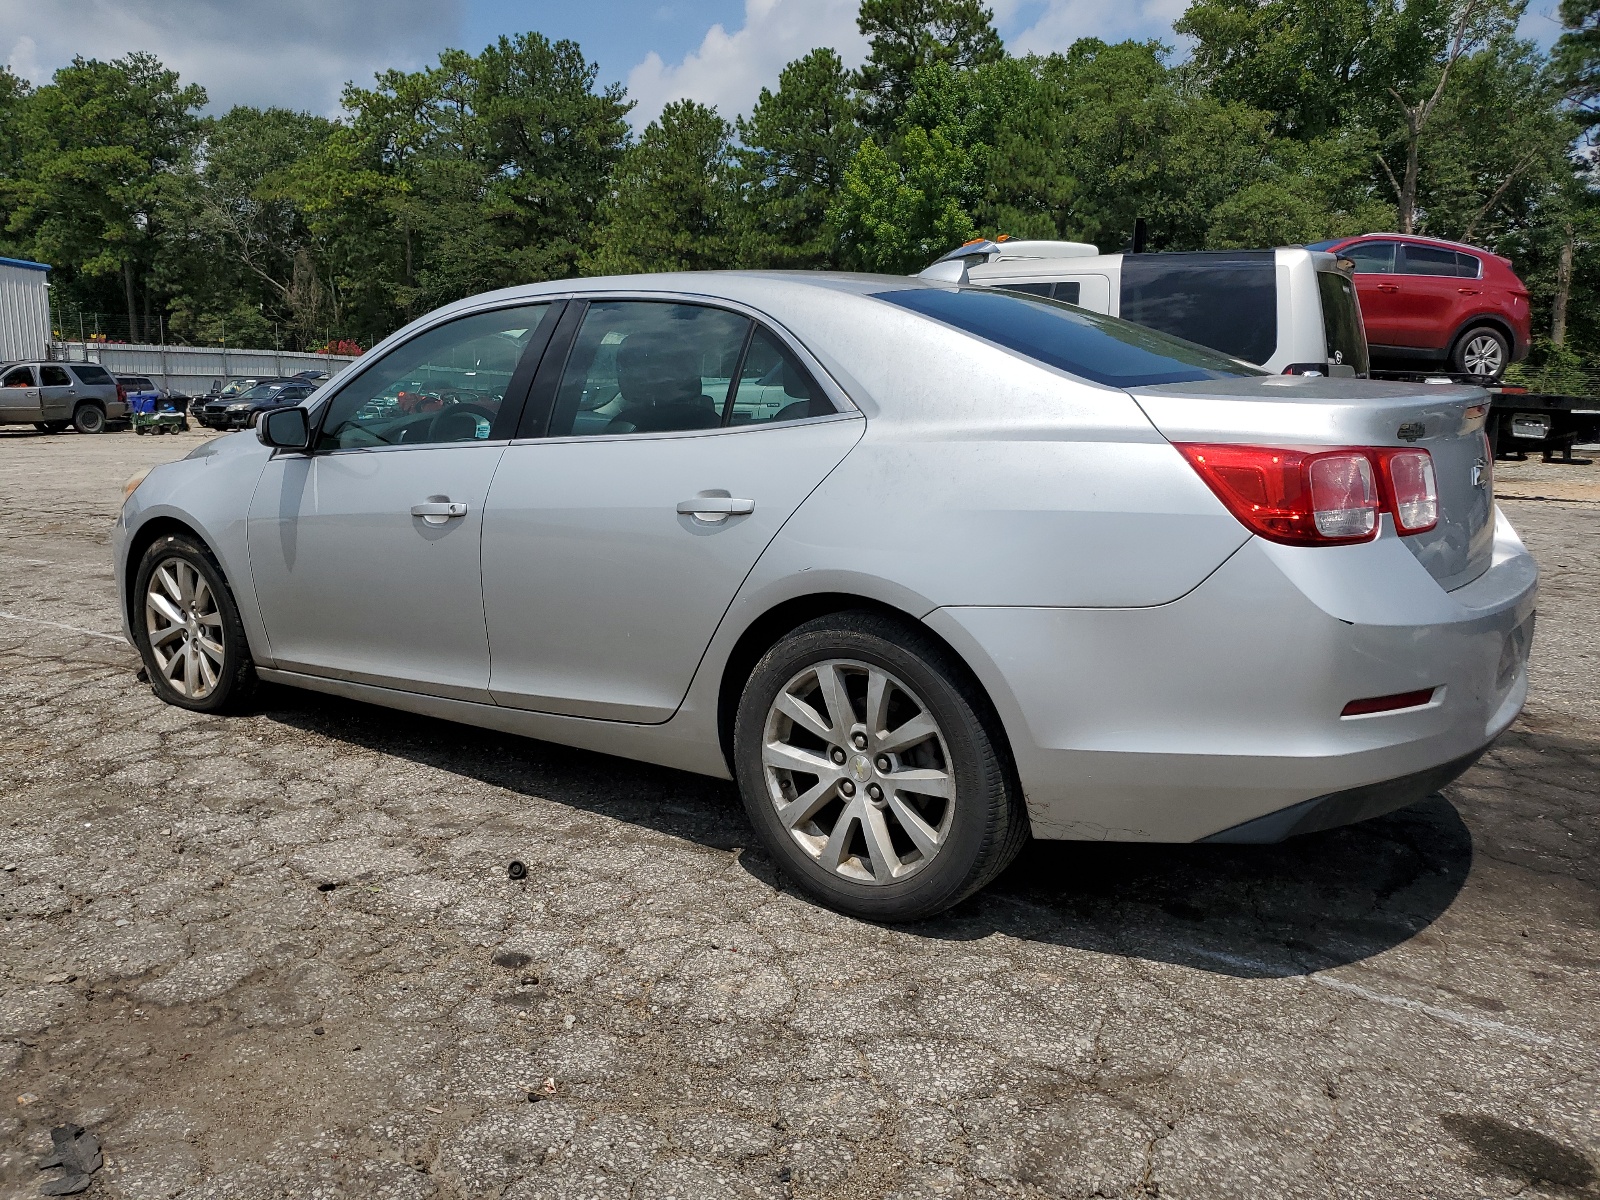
(0, 0), (1569, 128)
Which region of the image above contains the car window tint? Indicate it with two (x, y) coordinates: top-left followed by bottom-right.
(1, 365), (34, 387)
(71, 364), (112, 384)
(40, 366), (72, 386)
(1001, 282), (1054, 298)
(1055, 280), (1081, 305)
(1118, 252), (1278, 364)
(547, 301), (752, 438)
(875, 287), (1263, 388)
(1402, 244), (1459, 276)
(1316, 272), (1369, 375)
(728, 327), (834, 426)
(1456, 252), (1482, 279)
(318, 304), (552, 451)
(1343, 242), (1396, 274)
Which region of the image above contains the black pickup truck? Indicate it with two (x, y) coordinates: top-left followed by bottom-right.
(1370, 369), (1600, 460)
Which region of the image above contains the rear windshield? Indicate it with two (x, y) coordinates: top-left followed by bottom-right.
(874, 287), (1261, 388)
(1119, 252), (1278, 365)
(72, 364), (112, 383)
(1316, 271), (1370, 375)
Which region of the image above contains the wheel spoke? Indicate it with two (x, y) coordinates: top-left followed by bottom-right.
(193, 575), (213, 613)
(890, 768), (953, 799)
(762, 741), (835, 777)
(195, 633), (225, 665)
(196, 648), (218, 691)
(147, 591), (184, 626)
(176, 563), (196, 607)
(820, 800), (861, 870)
(887, 794), (943, 858)
(877, 712), (938, 755)
(776, 691), (835, 742)
(183, 644), (198, 695)
(197, 610), (223, 628)
(150, 622), (185, 648)
(776, 776), (840, 830)
(813, 663), (855, 737)
(865, 669), (895, 739)
(860, 806), (903, 880)
(156, 565), (183, 604)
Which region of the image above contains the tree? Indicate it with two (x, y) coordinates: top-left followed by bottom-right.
(586, 100), (736, 274)
(5, 53), (205, 341)
(854, 0), (1004, 130)
(1555, 0), (1600, 134)
(735, 48), (862, 268)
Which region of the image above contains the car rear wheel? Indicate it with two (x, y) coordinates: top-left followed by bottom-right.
(1452, 327), (1509, 382)
(132, 534), (258, 713)
(734, 611), (1028, 921)
(72, 403), (106, 434)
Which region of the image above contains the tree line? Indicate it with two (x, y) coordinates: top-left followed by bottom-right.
(2, 0), (1598, 380)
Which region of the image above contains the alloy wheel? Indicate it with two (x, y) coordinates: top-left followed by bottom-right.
(1462, 333), (1505, 378)
(761, 658), (955, 885)
(144, 557), (226, 699)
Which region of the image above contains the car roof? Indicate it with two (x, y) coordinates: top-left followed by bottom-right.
(1332, 232), (1491, 256)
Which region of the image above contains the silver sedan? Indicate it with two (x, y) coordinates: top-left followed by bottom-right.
(112, 273), (1537, 921)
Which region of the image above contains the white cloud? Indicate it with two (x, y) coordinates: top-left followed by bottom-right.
(0, 0), (463, 115)
(625, 0), (867, 127)
(1004, 0), (1192, 56)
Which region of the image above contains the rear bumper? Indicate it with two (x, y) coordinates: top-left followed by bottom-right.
(926, 509), (1537, 842)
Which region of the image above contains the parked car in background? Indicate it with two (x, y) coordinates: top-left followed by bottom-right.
(200, 376), (269, 404)
(195, 379), (317, 429)
(931, 241), (1369, 378)
(116, 272), (1534, 922)
(0, 360), (127, 433)
(1306, 234), (1529, 382)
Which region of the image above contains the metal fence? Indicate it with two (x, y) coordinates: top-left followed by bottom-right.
(47, 341), (359, 398)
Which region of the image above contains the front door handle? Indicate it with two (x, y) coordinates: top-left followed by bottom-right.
(1376, 283), (1400, 293)
(411, 500), (468, 525)
(677, 496), (755, 520)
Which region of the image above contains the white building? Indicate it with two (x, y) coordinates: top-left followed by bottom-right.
(0, 256), (50, 363)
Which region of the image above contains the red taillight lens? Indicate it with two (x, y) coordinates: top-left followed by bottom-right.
(1179, 443), (1439, 545)
(1380, 449), (1438, 533)
(1176, 444), (1379, 546)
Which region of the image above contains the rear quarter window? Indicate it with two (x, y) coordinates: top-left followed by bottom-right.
(874, 287), (1263, 388)
(1118, 252), (1278, 365)
(70, 364), (113, 384)
(1316, 272), (1370, 375)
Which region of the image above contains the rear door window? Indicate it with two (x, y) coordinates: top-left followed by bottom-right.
(1118, 252), (1278, 365)
(874, 287), (1263, 388)
(1316, 272), (1370, 375)
(40, 366), (72, 387)
(1343, 242), (1397, 273)
(1401, 245), (1460, 276)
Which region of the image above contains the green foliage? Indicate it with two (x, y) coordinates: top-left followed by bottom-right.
(1504, 336), (1594, 391)
(735, 49), (862, 268)
(585, 100), (736, 275)
(854, 0), (1004, 129)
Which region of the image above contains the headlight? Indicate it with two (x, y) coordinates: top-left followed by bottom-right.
(227, 403), (250, 412)
(122, 466), (153, 506)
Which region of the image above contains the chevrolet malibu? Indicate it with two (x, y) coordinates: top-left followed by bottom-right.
(113, 273), (1538, 921)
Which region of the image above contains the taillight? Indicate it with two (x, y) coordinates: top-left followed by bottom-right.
(1178, 443), (1437, 546)
(1381, 449), (1437, 533)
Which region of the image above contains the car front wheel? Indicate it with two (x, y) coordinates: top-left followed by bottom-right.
(132, 534), (258, 713)
(734, 611), (1028, 921)
(1453, 327), (1509, 382)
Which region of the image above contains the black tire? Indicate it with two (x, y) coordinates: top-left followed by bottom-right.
(43, 420), (71, 434)
(72, 403), (106, 434)
(733, 611), (1028, 922)
(132, 533), (258, 713)
(1451, 326), (1510, 382)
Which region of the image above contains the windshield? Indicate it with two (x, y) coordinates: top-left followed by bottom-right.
(874, 286), (1264, 388)
(236, 384), (281, 400)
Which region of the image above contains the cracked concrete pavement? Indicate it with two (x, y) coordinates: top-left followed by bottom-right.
(0, 426), (1596, 1199)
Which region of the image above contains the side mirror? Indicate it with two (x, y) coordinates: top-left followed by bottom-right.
(257, 406), (310, 450)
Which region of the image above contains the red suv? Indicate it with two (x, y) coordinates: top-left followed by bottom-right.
(1307, 234), (1530, 381)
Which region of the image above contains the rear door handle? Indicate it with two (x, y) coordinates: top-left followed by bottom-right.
(677, 496), (755, 519)
(411, 501), (468, 524)
(1376, 284), (1400, 293)
(1458, 287), (1482, 295)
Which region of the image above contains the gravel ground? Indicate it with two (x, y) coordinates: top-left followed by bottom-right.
(0, 426), (1596, 1200)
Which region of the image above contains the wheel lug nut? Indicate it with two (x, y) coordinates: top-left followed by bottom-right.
(840, 780), (856, 797)
(851, 733), (868, 750)
(875, 755), (891, 772)
(867, 783), (883, 802)
(830, 748), (847, 765)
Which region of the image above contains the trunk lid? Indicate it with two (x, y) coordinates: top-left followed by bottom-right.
(1129, 376), (1494, 590)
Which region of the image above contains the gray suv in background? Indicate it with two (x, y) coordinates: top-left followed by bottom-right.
(0, 360), (127, 433)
